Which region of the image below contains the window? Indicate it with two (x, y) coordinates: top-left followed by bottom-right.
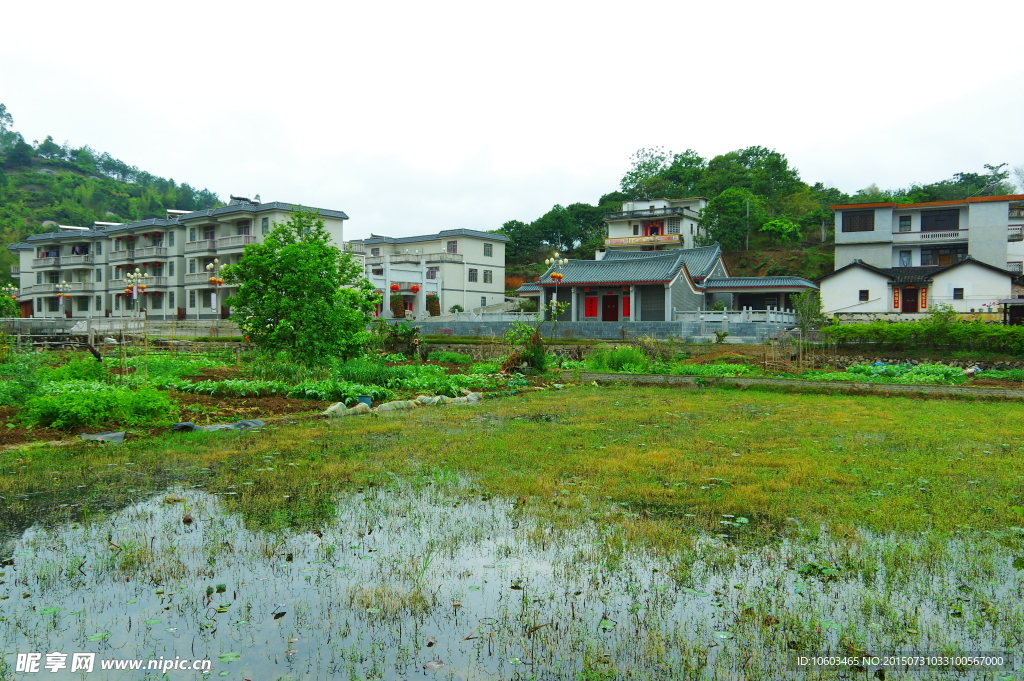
(261, 217), (270, 235)
(114, 295), (120, 311)
(898, 215), (912, 232)
(584, 296), (598, 317)
(96, 268), (102, 282)
(371, 268), (383, 276)
(95, 241), (103, 255)
(921, 209), (960, 232)
(899, 250), (911, 267)
(481, 296), (487, 307)
(114, 268), (121, 280)
(75, 296), (88, 312)
(447, 241), (458, 254)
(168, 262), (175, 276)
(426, 266), (439, 280)
(203, 227), (215, 241)
(114, 239), (122, 252)
(189, 259), (197, 274)
(483, 270), (492, 283)
(667, 218), (681, 234)
(189, 227), (197, 242)
(95, 295), (101, 311)
(189, 290), (196, 308)
(151, 263), (163, 276)
(168, 232), (175, 246)
(468, 268), (478, 282)
(953, 288), (964, 300)
(921, 246), (968, 266)
(371, 247), (380, 257)
(151, 294), (162, 310)
(47, 297), (60, 312)
(633, 225), (640, 235)
(484, 243), (493, 257)
(859, 290), (869, 302)
(152, 234), (163, 247)
(841, 210), (875, 232)
(237, 220), (251, 236)
(168, 292), (175, 308)
(36, 298), (42, 312)
(36, 272), (42, 285)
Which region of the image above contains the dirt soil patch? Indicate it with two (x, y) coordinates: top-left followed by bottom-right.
(169, 392), (330, 423)
(0, 407), (69, 447)
(966, 378), (1024, 389)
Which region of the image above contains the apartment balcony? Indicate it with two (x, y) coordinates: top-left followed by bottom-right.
(28, 282), (94, 294)
(10, 266), (19, 276)
(1009, 226), (1023, 242)
(119, 276), (170, 287)
(604, 207), (690, 220)
(424, 252), (463, 263)
(184, 273), (221, 285)
(185, 239), (218, 253)
(364, 255), (385, 265)
(891, 229), (968, 244)
(60, 254), (95, 267)
(1006, 262), (1023, 273)
(216, 235), (257, 250)
(604, 234), (684, 247)
(108, 250), (134, 262)
(1010, 208), (1024, 218)
(32, 257), (61, 268)
(389, 254), (424, 265)
(345, 243), (366, 255)
(134, 246), (168, 259)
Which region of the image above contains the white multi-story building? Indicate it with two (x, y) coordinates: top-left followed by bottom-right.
(6, 197), (349, 319)
(596, 197), (707, 258)
(349, 230), (508, 317)
(821, 194), (1024, 314)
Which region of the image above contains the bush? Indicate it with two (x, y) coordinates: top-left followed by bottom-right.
(822, 315), (1024, 355)
(38, 356), (108, 382)
(0, 354), (44, 405)
(22, 381), (172, 430)
(585, 347), (650, 373)
(427, 351), (473, 365)
(468, 362), (500, 374)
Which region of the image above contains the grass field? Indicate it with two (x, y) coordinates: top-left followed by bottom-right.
(2, 385), (1022, 679)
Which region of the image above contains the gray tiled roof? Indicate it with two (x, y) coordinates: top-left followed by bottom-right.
(602, 243), (721, 279)
(6, 242), (33, 251)
(101, 218), (181, 234)
(178, 201), (349, 222)
(704, 276), (818, 290)
(515, 282), (541, 293)
(25, 230), (108, 241)
(351, 229), (508, 245)
(817, 257), (1016, 284)
(539, 250), (689, 286)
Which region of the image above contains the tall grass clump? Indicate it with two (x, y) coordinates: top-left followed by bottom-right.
(585, 347), (650, 373)
(0, 353), (44, 405)
(22, 381), (172, 430)
(426, 351), (473, 365)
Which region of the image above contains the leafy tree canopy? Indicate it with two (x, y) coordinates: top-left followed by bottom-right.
(699, 188), (767, 251)
(225, 209), (375, 365)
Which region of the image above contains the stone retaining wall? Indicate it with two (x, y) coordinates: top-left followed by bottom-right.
(398, 320), (793, 341)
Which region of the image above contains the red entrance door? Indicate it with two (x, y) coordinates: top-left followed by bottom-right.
(901, 287), (918, 313)
(602, 295), (619, 321)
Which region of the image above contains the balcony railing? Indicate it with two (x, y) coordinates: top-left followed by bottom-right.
(1010, 208), (1024, 218)
(604, 234), (683, 247)
(216, 235), (257, 249)
(32, 257), (61, 268)
(10, 266), (20, 276)
(29, 282), (93, 293)
(185, 240), (218, 253)
(1009, 226), (1023, 242)
(184, 273), (228, 285)
(60, 254), (95, 266)
(109, 250), (134, 262)
(891, 230), (968, 242)
(1007, 262), (1023, 273)
(134, 246), (168, 258)
(424, 252), (463, 263)
(604, 207), (691, 220)
(364, 256), (385, 265)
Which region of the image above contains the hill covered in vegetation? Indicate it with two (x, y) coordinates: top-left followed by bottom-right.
(0, 103), (222, 281)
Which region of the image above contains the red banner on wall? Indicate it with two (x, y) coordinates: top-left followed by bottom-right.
(920, 287), (928, 309)
(623, 295), (631, 318)
(584, 296), (598, 317)
(893, 288), (900, 309)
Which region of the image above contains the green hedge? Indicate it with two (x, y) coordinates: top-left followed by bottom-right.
(822, 320), (1024, 355)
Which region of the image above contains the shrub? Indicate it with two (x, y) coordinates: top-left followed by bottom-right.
(585, 347), (650, 373)
(427, 351), (473, 365)
(22, 381), (172, 430)
(0, 354), (44, 405)
(468, 362), (500, 374)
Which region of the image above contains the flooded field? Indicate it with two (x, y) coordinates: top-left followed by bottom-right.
(3, 478), (1022, 680)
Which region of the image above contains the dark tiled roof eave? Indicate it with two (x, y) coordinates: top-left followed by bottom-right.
(177, 202), (350, 222)
(703, 276), (819, 290)
(351, 229), (509, 245)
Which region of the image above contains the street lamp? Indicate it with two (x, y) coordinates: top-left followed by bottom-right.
(55, 282), (72, 318)
(206, 259), (226, 321)
(124, 268), (149, 317)
(544, 252), (569, 317)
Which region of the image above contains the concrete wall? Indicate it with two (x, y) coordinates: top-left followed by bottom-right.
(834, 242), (892, 269)
(820, 266), (891, 313)
(392, 319), (794, 341)
(930, 263), (1011, 312)
(967, 200), (1009, 269)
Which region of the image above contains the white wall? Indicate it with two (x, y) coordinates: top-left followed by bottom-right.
(929, 263), (1011, 312)
(820, 267), (891, 313)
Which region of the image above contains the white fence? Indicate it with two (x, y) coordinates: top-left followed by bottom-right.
(674, 308), (797, 325)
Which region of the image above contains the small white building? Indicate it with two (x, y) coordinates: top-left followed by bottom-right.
(598, 197), (707, 257)
(349, 230), (508, 318)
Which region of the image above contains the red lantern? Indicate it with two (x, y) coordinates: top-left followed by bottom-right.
(390, 283), (400, 291)
(127, 235), (134, 240)
(115, 293), (121, 298)
(115, 265), (121, 269)
(550, 272), (564, 281)
(410, 285), (421, 293)
(143, 233), (150, 237)
(142, 290), (148, 295)
(115, 237), (122, 241)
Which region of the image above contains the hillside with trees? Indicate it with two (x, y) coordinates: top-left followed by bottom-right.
(0, 103), (222, 282)
(500, 147), (1021, 288)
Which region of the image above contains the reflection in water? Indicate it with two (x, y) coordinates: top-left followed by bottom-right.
(1, 483), (1022, 679)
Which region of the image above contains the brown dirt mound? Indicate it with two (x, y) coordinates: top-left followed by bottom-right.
(967, 378), (1024, 389)
(0, 407), (69, 447)
(169, 393), (330, 423)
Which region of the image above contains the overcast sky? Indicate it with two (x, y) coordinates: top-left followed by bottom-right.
(3, 0), (1023, 239)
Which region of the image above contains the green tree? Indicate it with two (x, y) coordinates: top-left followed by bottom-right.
(759, 217), (801, 245)
(619, 147), (671, 199)
(225, 209), (375, 365)
(4, 140), (34, 168)
(699, 188), (766, 250)
(0, 290), (17, 318)
(791, 291), (827, 335)
(35, 136), (63, 159)
(498, 219), (540, 261)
